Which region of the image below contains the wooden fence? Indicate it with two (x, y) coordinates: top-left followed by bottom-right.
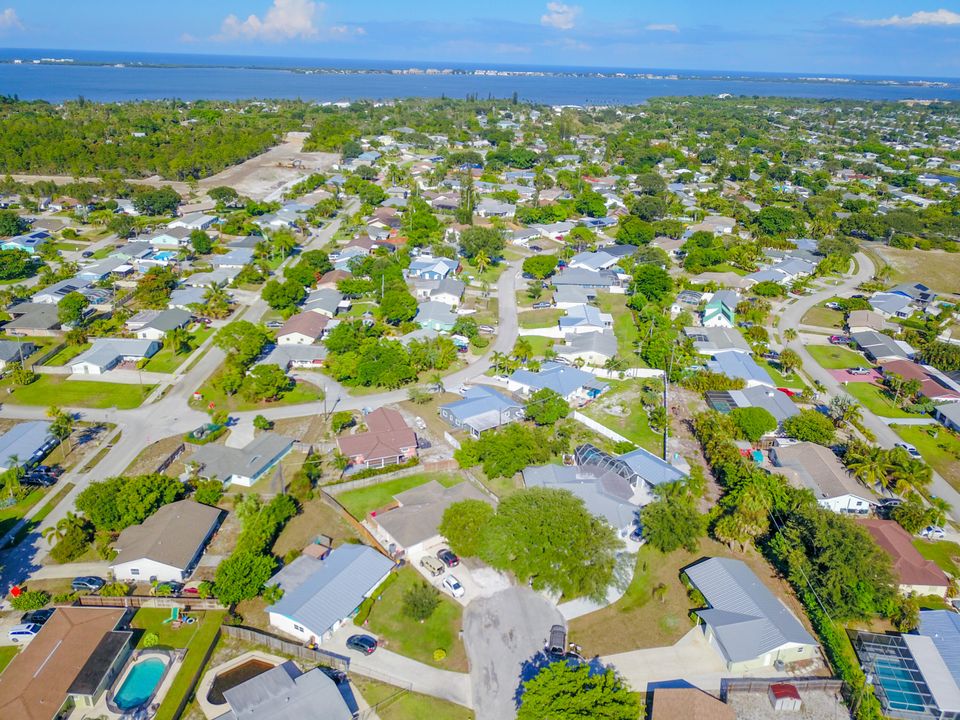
(721, 677), (844, 700)
(221, 624), (350, 672)
(156, 442), (186, 474)
(318, 489), (392, 558)
(75, 595), (226, 611)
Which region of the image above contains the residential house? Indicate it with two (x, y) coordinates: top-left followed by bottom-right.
(77, 256), (131, 283)
(852, 330), (915, 363)
(702, 290), (739, 328)
(567, 251), (619, 272)
(440, 386), (525, 437)
(559, 304), (613, 335)
(256, 344), (327, 371)
(531, 221), (576, 242)
(183, 267), (241, 287)
(70, 338), (160, 375)
(934, 403), (960, 433)
(414, 277), (465, 307)
(0, 421), (57, 471)
(706, 352), (776, 388)
(551, 267), (621, 292)
(416, 301), (457, 332)
(706, 386), (800, 424)
(650, 688), (735, 720)
(2, 229), (51, 254)
(879, 360), (960, 402)
(32, 277), (93, 305)
(218, 661), (354, 720)
(0, 608), (132, 720)
(684, 326), (751, 355)
(687, 215), (736, 235)
(553, 285), (597, 308)
(209, 248), (254, 269)
(0, 339), (36, 372)
(336, 408), (418, 470)
(847, 309), (892, 334)
(168, 212), (218, 231)
(303, 288), (347, 318)
(573, 443), (689, 507)
(508, 361), (609, 403)
(685, 557), (819, 672)
(860, 519), (950, 597)
(889, 282), (937, 308)
(476, 198), (516, 218)
(110, 500), (222, 583)
(2, 302), (61, 336)
(277, 312), (330, 345)
(133, 308), (192, 341)
(316, 269), (351, 289)
(509, 228), (540, 247)
(770, 442), (876, 515)
(267, 544), (394, 643)
(190, 433), (294, 487)
(407, 256), (459, 281)
(369, 480), (494, 555)
(143, 226), (191, 247)
(169, 286), (208, 311)
(554, 331), (618, 367)
(870, 292), (915, 319)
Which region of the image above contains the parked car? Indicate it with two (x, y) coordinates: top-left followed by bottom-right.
(23, 474), (56, 487)
(37, 465), (63, 478)
(20, 608), (55, 626)
(894, 442), (923, 460)
(825, 302), (842, 310)
(437, 548), (460, 568)
(478, 325), (495, 334)
(346, 634), (378, 655)
(8, 623), (40, 644)
(532, 302), (552, 309)
(442, 575), (465, 599)
(71, 576), (105, 593)
(921, 525), (946, 540)
(529, 245), (543, 252)
(265, 321), (283, 328)
(829, 335), (850, 345)
(81, 250), (95, 258)
(152, 581), (184, 596)
(420, 556), (445, 577)
(762, 351), (780, 360)
(848, 367), (871, 376)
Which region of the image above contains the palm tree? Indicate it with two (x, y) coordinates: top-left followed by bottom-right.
(513, 338), (533, 364)
(203, 282), (231, 319)
(846, 446), (893, 490)
(166, 326), (191, 355)
(783, 328), (798, 342)
(928, 497), (952, 527)
(474, 250), (490, 277)
(490, 351), (507, 375)
(604, 356), (625, 372)
(429, 372), (444, 394)
(3, 454), (20, 499)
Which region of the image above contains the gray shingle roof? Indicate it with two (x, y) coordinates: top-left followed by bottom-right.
(111, 500), (221, 570)
(685, 557), (817, 663)
(267, 544), (394, 637)
(222, 661), (353, 720)
(706, 353), (775, 386)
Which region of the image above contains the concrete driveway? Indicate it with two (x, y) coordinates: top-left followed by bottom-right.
(408, 545), (513, 607)
(463, 587), (564, 720)
(828, 368), (880, 383)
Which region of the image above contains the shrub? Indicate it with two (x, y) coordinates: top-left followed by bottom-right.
(10, 589), (50, 611)
(355, 596), (375, 625)
(52, 591), (79, 604)
(433, 648), (447, 662)
(142, 632), (160, 648)
(50, 523), (93, 563)
(403, 581), (440, 621)
(194, 478), (225, 506)
(99, 582), (131, 597)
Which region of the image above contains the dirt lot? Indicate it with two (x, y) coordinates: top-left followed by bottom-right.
(871, 244), (960, 296)
(123, 436), (187, 477)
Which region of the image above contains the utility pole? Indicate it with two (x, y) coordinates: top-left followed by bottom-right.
(663, 341), (678, 462)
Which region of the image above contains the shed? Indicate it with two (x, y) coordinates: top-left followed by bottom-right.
(768, 683), (802, 711)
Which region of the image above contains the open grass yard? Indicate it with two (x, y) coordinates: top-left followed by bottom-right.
(463, 259), (507, 286)
(518, 308), (563, 329)
(597, 293), (641, 360)
(0, 487), (48, 540)
(873, 245), (960, 295)
(2, 375), (154, 409)
(845, 383), (915, 419)
(42, 343), (89, 367)
(143, 325), (215, 374)
(334, 472), (461, 520)
(194, 370), (322, 413)
(0, 646), (18, 675)
(891, 424), (960, 492)
(581, 382), (661, 454)
(130, 609), (226, 720)
(568, 539), (810, 656)
(758, 358), (806, 390)
(913, 539), (960, 578)
(522, 334), (554, 358)
(272, 496), (361, 558)
(3, 482), (73, 549)
(365, 566), (468, 672)
(354, 677), (474, 720)
(517, 288), (554, 308)
(806, 344), (868, 370)
(801, 305), (845, 329)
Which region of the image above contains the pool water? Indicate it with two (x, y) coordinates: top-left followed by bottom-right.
(873, 658), (927, 714)
(114, 657), (166, 710)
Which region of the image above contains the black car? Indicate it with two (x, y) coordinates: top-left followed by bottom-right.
(346, 634), (378, 655)
(437, 548), (460, 568)
(20, 608), (55, 626)
(23, 474), (56, 487)
(72, 576), (106, 593)
(81, 250), (95, 258)
(153, 581), (183, 596)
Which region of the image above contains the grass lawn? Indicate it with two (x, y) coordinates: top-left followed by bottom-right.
(143, 326), (214, 374)
(365, 566), (468, 672)
(569, 539), (808, 655)
(758, 359), (806, 389)
(522, 335), (554, 358)
(43, 343), (89, 367)
(891, 424), (960, 492)
(0, 488), (48, 540)
(597, 293), (641, 360)
(914, 538), (960, 577)
(130, 609), (225, 720)
(582, 383), (660, 454)
(0, 646), (18, 675)
(335, 472), (461, 519)
(518, 308), (563, 329)
(845, 383), (915, 419)
(272, 496), (361, 557)
(2, 375), (154, 409)
(874, 245), (960, 295)
(353, 677), (473, 720)
(3, 483), (73, 549)
(806, 344), (868, 370)
(517, 289), (553, 308)
(194, 371), (322, 413)
(463, 259), (507, 286)
(801, 305), (845, 329)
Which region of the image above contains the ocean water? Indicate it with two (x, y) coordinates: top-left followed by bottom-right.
(1, 49), (958, 104)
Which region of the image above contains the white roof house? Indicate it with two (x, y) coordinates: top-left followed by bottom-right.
(770, 443), (876, 515)
(70, 338), (160, 375)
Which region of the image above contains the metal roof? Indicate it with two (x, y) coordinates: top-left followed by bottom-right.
(0, 421), (55, 471)
(706, 352), (775, 387)
(920, 610), (960, 689)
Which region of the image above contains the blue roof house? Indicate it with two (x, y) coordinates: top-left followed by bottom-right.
(508, 362), (608, 403)
(707, 352), (776, 388)
(267, 544), (394, 643)
(2, 230), (51, 254)
(440, 386), (525, 437)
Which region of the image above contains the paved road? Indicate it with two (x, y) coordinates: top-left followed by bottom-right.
(775, 251), (960, 522)
(462, 587), (564, 720)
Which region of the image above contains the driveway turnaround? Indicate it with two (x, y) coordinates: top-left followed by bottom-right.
(463, 587), (564, 720)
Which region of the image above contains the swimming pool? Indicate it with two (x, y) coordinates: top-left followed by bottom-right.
(873, 658), (928, 714)
(114, 657), (166, 711)
(154, 250), (176, 261)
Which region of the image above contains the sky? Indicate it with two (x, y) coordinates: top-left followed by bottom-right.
(1, 1), (960, 77)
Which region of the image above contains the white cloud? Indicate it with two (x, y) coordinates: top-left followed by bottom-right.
(854, 8), (960, 27)
(219, 0), (321, 41)
(540, 2), (580, 31)
(645, 23), (678, 32)
(329, 24), (365, 36)
(0, 8), (23, 31)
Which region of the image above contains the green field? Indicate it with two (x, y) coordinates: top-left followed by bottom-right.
(2, 375), (154, 409)
(0, 646), (18, 675)
(521, 335), (554, 358)
(335, 472), (461, 519)
(758, 358), (806, 389)
(845, 383), (915, 420)
(892, 424), (960, 491)
(43, 343), (89, 367)
(582, 383), (661, 454)
(518, 308), (563, 329)
(914, 538), (960, 577)
(143, 326), (214, 374)
(806, 344), (867, 370)
(801, 305), (845, 329)
(0, 488), (48, 540)
(366, 566), (468, 671)
(597, 293), (641, 360)
(194, 371), (322, 413)
(353, 677), (473, 720)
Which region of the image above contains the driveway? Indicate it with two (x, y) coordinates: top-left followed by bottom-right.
(463, 587), (564, 720)
(408, 545), (513, 607)
(828, 368), (880, 383)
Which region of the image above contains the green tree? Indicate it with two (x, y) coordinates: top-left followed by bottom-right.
(402, 581), (440, 621)
(190, 230), (214, 254)
(629, 265), (673, 304)
(574, 190), (607, 218)
(730, 407), (777, 443)
(135, 267), (178, 309)
(330, 411), (354, 433)
(460, 226), (504, 261)
(0, 209), (26, 236)
(213, 549), (276, 606)
(241, 364), (293, 402)
(57, 291), (90, 327)
(782, 410), (835, 445)
(615, 215), (654, 245)
(518, 663), (640, 720)
(640, 482), (705, 552)
(253, 414), (273, 431)
(379, 288), (418, 324)
(778, 348), (802, 375)
(193, 478), (224, 506)
(522, 254), (558, 280)
(525, 388), (571, 426)
(439, 500), (496, 558)
(0, 249), (39, 280)
(214, 321), (270, 368)
(166, 326), (191, 355)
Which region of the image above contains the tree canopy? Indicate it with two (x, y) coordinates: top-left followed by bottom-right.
(518, 662), (640, 720)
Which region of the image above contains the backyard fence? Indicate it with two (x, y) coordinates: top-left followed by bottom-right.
(571, 411), (632, 446)
(318, 489), (392, 557)
(74, 595), (226, 611)
(156, 442), (186, 474)
(220, 624), (350, 672)
(721, 677), (844, 700)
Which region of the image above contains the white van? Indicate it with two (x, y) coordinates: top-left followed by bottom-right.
(8, 623), (40, 643)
